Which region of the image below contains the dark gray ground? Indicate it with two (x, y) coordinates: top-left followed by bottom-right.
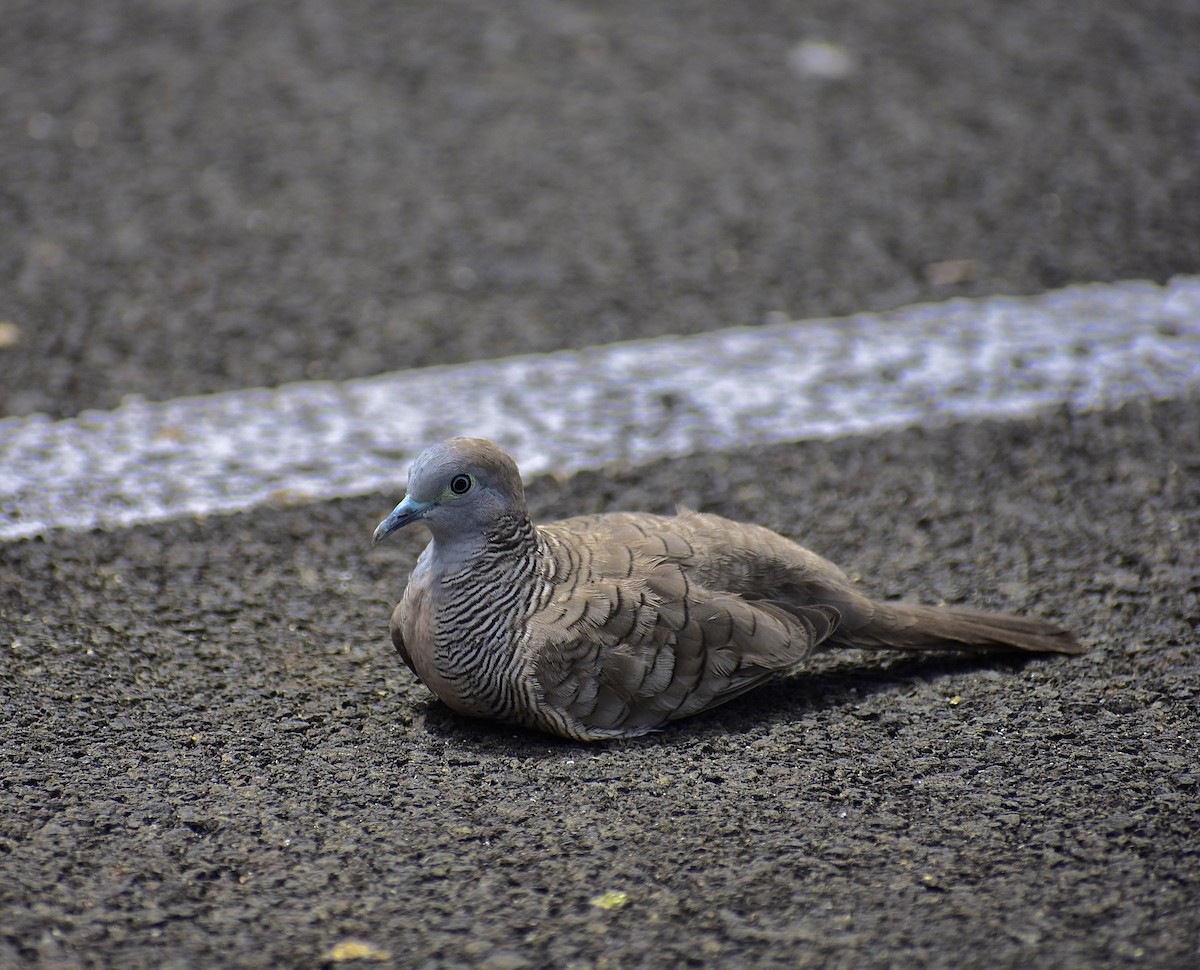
(2, 1), (1199, 968)
(3, 401), (1199, 968)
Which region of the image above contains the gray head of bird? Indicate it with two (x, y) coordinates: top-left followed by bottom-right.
(373, 437), (527, 547)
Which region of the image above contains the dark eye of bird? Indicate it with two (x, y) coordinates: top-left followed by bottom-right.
(449, 474), (472, 495)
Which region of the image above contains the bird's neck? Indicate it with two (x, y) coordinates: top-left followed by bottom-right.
(428, 512), (539, 577)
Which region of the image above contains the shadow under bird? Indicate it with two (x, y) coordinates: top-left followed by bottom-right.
(372, 437), (1085, 741)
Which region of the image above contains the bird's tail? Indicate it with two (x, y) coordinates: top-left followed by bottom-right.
(826, 600), (1085, 655)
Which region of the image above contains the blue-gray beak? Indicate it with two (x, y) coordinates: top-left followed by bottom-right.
(373, 495), (434, 545)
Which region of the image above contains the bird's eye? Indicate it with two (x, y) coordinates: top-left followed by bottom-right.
(449, 474), (472, 495)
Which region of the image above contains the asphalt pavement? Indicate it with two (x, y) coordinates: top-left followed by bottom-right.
(2, 2), (1199, 968)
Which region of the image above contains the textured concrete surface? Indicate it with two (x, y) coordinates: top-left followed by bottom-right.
(2, 1), (1199, 968)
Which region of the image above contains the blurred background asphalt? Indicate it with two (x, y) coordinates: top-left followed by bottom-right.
(2, 2), (1199, 968)
(3, 0), (1199, 418)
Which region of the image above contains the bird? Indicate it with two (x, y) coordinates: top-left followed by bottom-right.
(372, 437), (1084, 741)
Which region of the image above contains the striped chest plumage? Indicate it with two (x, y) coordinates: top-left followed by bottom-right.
(401, 514), (549, 725)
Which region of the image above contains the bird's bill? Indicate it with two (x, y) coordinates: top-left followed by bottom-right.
(372, 495), (433, 545)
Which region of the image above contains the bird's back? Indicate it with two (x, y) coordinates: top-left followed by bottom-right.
(546, 508), (851, 601)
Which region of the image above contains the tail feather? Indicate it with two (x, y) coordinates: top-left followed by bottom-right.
(827, 600), (1084, 655)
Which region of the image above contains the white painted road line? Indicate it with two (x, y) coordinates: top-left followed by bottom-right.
(2, 277), (1199, 541)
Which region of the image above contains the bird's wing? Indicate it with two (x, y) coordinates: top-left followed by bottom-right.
(529, 546), (839, 737)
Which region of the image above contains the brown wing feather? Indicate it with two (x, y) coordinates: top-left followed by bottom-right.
(530, 523), (837, 738)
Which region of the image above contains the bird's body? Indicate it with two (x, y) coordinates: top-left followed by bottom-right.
(373, 437), (1084, 741)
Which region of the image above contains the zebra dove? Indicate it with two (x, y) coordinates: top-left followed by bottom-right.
(373, 437), (1084, 741)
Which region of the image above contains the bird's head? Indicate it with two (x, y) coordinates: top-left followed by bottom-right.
(372, 437), (527, 546)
